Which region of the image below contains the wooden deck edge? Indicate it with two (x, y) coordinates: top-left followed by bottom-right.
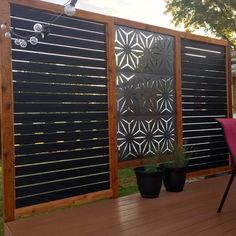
(4, 223), (14, 236)
(187, 166), (231, 179)
(14, 189), (112, 219)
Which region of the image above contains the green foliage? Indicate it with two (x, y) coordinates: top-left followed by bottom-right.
(165, 143), (192, 168)
(144, 149), (171, 172)
(165, 0), (236, 47)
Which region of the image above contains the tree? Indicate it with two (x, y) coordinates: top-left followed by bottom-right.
(165, 0), (236, 48)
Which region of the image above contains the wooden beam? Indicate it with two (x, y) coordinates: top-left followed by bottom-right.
(106, 18), (119, 198)
(15, 189), (112, 218)
(226, 43), (233, 118)
(0, 0), (16, 222)
(175, 35), (183, 145)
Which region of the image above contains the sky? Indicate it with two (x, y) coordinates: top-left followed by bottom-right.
(43, 0), (185, 31)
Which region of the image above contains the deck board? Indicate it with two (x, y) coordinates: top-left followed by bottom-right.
(5, 175), (236, 236)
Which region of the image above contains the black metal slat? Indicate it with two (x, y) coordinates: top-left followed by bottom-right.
(182, 75), (226, 85)
(15, 138), (109, 155)
(183, 122), (221, 131)
(15, 121), (108, 134)
(15, 129), (108, 145)
(182, 89), (226, 97)
(11, 4), (105, 33)
(12, 51), (106, 68)
(14, 112), (108, 123)
(13, 72), (107, 85)
(183, 129), (224, 138)
(16, 173), (109, 197)
(182, 110), (227, 117)
(182, 103), (227, 110)
(16, 182), (109, 208)
(16, 164), (109, 186)
(182, 81), (226, 91)
(182, 68), (225, 78)
(15, 147), (109, 165)
(14, 93), (107, 103)
(184, 135), (225, 145)
(13, 61), (106, 76)
(182, 61), (225, 72)
(189, 154), (229, 166)
(16, 156), (109, 176)
(14, 103), (108, 113)
(182, 96), (227, 103)
(181, 39), (225, 52)
(188, 160), (229, 172)
(14, 82), (107, 94)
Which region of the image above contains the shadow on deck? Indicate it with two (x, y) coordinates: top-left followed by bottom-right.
(5, 175), (236, 236)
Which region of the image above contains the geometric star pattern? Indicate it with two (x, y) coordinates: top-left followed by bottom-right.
(115, 25), (176, 160)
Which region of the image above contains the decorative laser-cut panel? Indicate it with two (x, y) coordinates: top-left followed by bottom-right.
(115, 25), (176, 161)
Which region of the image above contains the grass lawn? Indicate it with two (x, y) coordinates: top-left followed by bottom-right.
(118, 168), (138, 197)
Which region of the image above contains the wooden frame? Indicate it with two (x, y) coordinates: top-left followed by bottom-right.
(0, 0), (16, 223)
(0, 0), (232, 221)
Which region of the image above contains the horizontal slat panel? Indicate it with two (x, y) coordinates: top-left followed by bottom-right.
(185, 141), (226, 151)
(13, 61), (106, 76)
(181, 48), (224, 60)
(16, 164), (109, 186)
(15, 147), (109, 165)
(189, 154), (228, 165)
(182, 68), (225, 78)
(15, 130), (108, 144)
(182, 39), (225, 52)
(182, 61), (225, 72)
(182, 89), (226, 97)
(182, 96), (227, 103)
(182, 81), (226, 91)
(14, 82), (107, 94)
(14, 103), (108, 113)
(14, 93), (107, 103)
(188, 159), (229, 172)
(182, 110), (227, 116)
(183, 122), (221, 131)
(184, 135), (225, 145)
(15, 121), (108, 134)
(11, 16), (105, 42)
(16, 182), (109, 208)
(12, 51), (106, 70)
(183, 129), (223, 138)
(16, 173), (109, 197)
(181, 54), (225, 67)
(183, 117), (226, 124)
(182, 75), (226, 85)
(11, 4), (105, 33)
(15, 138), (109, 155)
(14, 112), (108, 123)
(182, 103), (227, 110)
(16, 158), (109, 176)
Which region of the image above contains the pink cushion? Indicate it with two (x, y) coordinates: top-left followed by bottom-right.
(216, 119), (236, 164)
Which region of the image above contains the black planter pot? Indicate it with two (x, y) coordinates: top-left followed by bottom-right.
(134, 167), (163, 198)
(163, 166), (186, 192)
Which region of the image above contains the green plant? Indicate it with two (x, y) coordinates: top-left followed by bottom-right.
(165, 143), (192, 168)
(144, 150), (171, 172)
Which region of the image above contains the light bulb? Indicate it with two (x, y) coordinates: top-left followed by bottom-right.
(33, 23), (43, 33)
(4, 32), (11, 38)
(14, 38), (21, 45)
(20, 39), (27, 48)
(29, 36), (38, 45)
(1, 24), (6, 30)
(64, 4), (76, 16)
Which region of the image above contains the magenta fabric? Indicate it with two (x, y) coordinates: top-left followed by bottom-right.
(216, 118), (236, 164)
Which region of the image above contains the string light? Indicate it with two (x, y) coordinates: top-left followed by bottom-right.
(0, 0), (78, 48)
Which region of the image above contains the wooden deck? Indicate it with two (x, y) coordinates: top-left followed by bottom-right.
(5, 175), (236, 236)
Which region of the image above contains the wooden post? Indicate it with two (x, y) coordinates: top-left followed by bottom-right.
(106, 19), (118, 198)
(0, 0), (16, 222)
(175, 35), (183, 145)
(226, 43), (233, 118)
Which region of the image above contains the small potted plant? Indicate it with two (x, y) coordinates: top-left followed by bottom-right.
(163, 143), (191, 192)
(134, 151), (167, 198)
